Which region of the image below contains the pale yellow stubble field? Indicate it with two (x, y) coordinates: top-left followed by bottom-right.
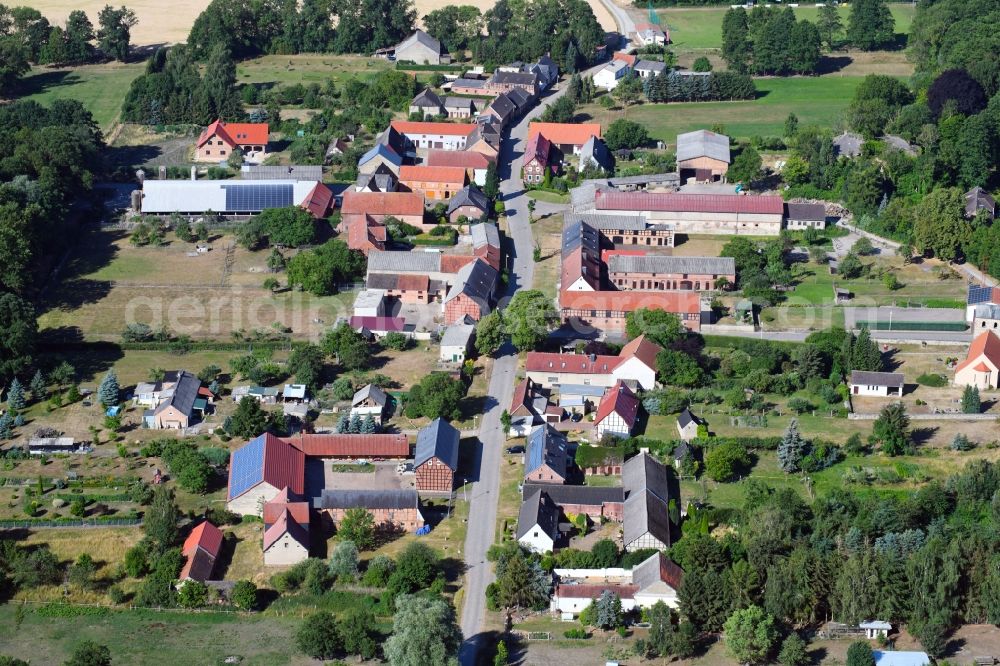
(19, 0), (616, 49)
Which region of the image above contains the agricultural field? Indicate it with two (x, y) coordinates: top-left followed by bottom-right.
(37, 229), (354, 342)
(16, 63), (145, 132)
(581, 76), (874, 143)
(656, 3), (916, 52)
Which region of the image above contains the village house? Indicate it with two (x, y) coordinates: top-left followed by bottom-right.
(409, 88), (444, 118)
(195, 119), (269, 163)
(450, 77), (488, 96)
(443, 96), (477, 119)
(509, 377), (550, 436)
(389, 120), (477, 151)
(590, 190), (785, 235)
(551, 552), (683, 616)
(443, 258), (498, 324)
(366, 272), (438, 304)
(634, 59), (667, 79)
(523, 132), (554, 184)
(785, 202), (828, 230)
(179, 521), (223, 582)
(676, 408), (704, 441)
(315, 489), (424, 532)
(526, 55), (559, 90)
(965, 186), (996, 220)
(262, 488), (311, 566)
(226, 433), (306, 515)
(471, 222), (502, 270)
(350, 384), (389, 422)
(608, 255), (736, 291)
(521, 484), (625, 523)
(634, 22), (668, 45)
(954, 330), (1000, 390)
(414, 418), (460, 493)
(850, 371), (905, 397)
(622, 452), (677, 552)
(399, 165), (468, 201)
(440, 320), (475, 363)
(676, 129), (730, 183)
(485, 70), (539, 98)
(137, 370), (209, 430)
(525, 335), (662, 391)
(516, 488), (560, 553)
(480, 93), (517, 128)
(593, 59), (631, 90)
(357, 143), (403, 176)
(467, 121), (502, 158)
(447, 183), (490, 223)
(579, 136), (614, 173)
(393, 29), (450, 64)
(139, 179), (334, 219)
(340, 190), (426, 252)
(561, 289), (704, 333)
(528, 122), (602, 156)
(573, 213), (675, 247)
(426, 149), (493, 186)
(353, 289), (387, 318)
(524, 425), (569, 484)
(230, 385), (279, 404)
(593, 381), (640, 440)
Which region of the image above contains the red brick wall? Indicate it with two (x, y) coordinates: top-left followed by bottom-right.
(320, 507), (424, 532)
(445, 294), (485, 324)
(415, 457), (454, 492)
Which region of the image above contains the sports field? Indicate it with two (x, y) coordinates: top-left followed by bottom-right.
(581, 76), (874, 141)
(656, 3), (916, 52)
(16, 63), (144, 131)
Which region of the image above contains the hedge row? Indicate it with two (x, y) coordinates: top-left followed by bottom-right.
(395, 62), (467, 72)
(37, 340), (299, 353)
(55, 493), (132, 503)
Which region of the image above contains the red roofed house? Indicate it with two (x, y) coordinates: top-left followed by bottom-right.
(426, 149), (494, 186)
(954, 330), (1000, 389)
(527, 122), (602, 155)
(613, 51), (638, 68)
(525, 335), (661, 391)
(523, 132), (553, 184)
(300, 182), (335, 219)
(262, 487), (311, 528)
(195, 120), (269, 163)
(594, 381), (640, 440)
(179, 521), (223, 582)
(263, 508), (310, 566)
(340, 190), (427, 252)
(284, 433), (410, 459)
(389, 121), (477, 151)
(561, 289), (703, 334)
(399, 165), (468, 200)
(593, 190), (784, 235)
(443, 258), (497, 324)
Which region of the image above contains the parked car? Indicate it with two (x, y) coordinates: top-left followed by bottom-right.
(506, 445), (525, 454)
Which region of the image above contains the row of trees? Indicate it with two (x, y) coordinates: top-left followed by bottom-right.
(644, 70), (756, 103)
(722, 6), (821, 75)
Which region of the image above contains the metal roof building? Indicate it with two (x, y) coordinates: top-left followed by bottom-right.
(140, 179), (323, 215)
(241, 164), (323, 181)
(314, 488), (420, 511)
(676, 129), (730, 164)
(607, 255), (735, 276)
(415, 418), (460, 471)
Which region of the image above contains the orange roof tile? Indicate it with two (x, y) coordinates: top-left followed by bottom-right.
(390, 120), (477, 136)
(956, 330), (1000, 373)
(399, 165), (468, 185)
(300, 182), (334, 219)
(528, 122), (602, 147)
(396, 274), (430, 291)
(613, 52), (637, 67)
(525, 352), (620, 374)
(340, 191), (425, 216)
(594, 381), (640, 427)
(283, 433), (410, 458)
(426, 149), (494, 169)
(197, 119), (269, 148)
(618, 335), (663, 370)
(263, 499), (310, 527)
(182, 521), (224, 558)
(560, 289), (702, 315)
(440, 254), (477, 274)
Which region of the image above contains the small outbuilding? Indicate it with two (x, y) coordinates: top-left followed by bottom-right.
(675, 408), (704, 441)
(849, 371), (904, 397)
(440, 321), (475, 363)
(350, 384), (389, 422)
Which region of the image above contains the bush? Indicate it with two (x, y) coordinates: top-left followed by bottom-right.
(563, 628), (589, 639)
(916, 373), (947, 387)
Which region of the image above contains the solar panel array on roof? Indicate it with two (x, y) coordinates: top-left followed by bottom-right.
(968, 285), (1000, 305)
(228, 434), (266, 500)
(223, 183), (294, 211)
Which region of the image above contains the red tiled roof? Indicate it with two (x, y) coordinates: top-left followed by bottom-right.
(263, 509), (310, 552)
(510, 377), (534, 415)
(197, 119), (269, 148)
(956, 330), (1000, 373)
(595, 191), (784, 214)
(602, 249), (646, 264)
(347, 218), (386, 252)
(396, 274), (430, 291)
(613, 52), (637, 67)
(399, 165), (468, 186)
(341, 191), (425, 216)
(440, 254), (477, 274)
(426, 149), (494, 168)
(618, 335), (663, 370)
(594, 381), (639, 427)
(528, 122), (602, 146)
(555, 583), (638, 600)
(350, 316), (406, 332)
(524, 132), (551, 166)
(283, 433), (410, 458)
(390, 120), (478, 136)
(263, 498), (310, 527)
(300, 182), (334, 219)
(526, 352), (620, 374)
(560, 289), (702, 315)
(560, 246), (600, 291)
(182, 521), (223, 559)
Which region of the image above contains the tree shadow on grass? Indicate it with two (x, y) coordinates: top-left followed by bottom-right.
(911, 426), (938, 446)
(815, 55), (853, 75)
(14, 69), (76, 96)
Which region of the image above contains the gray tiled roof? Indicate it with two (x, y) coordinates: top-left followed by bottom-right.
(607, 255), (735, 275)
(487, 93), (516, 119)
(785, 202), (826, 222)
(506, 87), (532, 110)
(367, 251), (441, 273)
(677, 408), (700, 429)
(832, 132), (862, 158)
(447, 184), (490, 215)
(622, 452), (671, 503)
(440, 322), (474, 347)
(634, 59), (666, 74)
(352, 383), (387, 407)
(443, 96), (475, 110)
(241, 165), (323, 181)
(411, 88), (444, 108)
(443, 258), (497, 306)
(415, 418), (460, 470)
(492, 70), (537, 86)
(516, 488), (559, 540)
(315, 488), (418, 510)
(470, 222), (500, 248)
(623, 490), (673, 547)
(579, 136), (613, 172)
(522, 483), (624, 505)
(452, 78), (486, 89)
(573, 213), (648, 231)
(677, 129), (730, 163)
(397, 29), (443, 54)
(849, 370), (904, 388)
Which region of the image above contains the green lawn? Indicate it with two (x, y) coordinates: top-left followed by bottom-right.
(237, 54), (392, 87)
(16, 63), (145, 131)
(583, 76), (870, 141)
(656, 3), (916, 51)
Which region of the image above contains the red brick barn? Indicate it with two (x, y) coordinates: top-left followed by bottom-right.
(414, 418), (460, 493)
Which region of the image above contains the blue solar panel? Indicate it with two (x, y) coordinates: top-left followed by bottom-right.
(228, 434), (266, 500)
(223, 184), (294, 212)
(968, 285), (996, 305)
(525, 427), (545, 475)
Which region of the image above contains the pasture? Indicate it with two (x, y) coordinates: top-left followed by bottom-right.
(16, 63), (144, 131)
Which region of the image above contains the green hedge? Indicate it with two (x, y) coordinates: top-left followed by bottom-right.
(395, 62), (466, 72)
(410, 235), (456, 247)
(701, 334), (804, 352)
(855, 320), (968, 332)
(38, 340), (298, 353)
(55, 492), (132, 503)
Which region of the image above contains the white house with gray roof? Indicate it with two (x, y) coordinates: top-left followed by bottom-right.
(440, 321), (475, 363)
(634, 60), (667, 79)
(394, 30), (450, 64)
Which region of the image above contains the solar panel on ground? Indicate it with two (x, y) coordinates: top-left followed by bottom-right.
(223, 183), (294, 211)
(228, 434), (266, 499)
